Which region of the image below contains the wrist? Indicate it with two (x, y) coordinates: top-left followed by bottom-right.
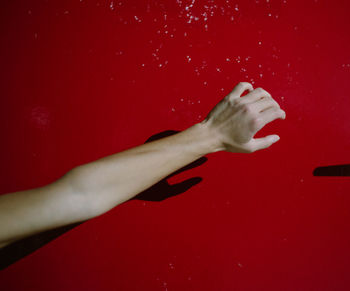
(188, 121), (223, 155)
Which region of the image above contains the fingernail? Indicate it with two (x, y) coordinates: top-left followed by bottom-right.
(272, 136), (280, 142)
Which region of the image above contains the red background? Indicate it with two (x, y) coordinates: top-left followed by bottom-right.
(1, 0), (350, 290)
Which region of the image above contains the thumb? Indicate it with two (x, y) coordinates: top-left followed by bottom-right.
(249, 135), (280, 152)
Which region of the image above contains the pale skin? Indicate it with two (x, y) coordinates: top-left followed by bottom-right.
(0, 82), (286, 248)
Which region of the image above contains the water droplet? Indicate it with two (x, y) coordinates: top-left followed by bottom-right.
(109, 1), (114, 10)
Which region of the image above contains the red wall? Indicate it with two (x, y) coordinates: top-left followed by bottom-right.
(1, 0), (350, 290)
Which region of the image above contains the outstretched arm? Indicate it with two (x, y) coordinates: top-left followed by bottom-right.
(0, 82), (286, 247)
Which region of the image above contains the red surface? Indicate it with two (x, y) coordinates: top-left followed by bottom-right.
(1, 0), (350, 290)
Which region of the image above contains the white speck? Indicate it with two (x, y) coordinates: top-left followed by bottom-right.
(216, 67), (222, 72)
(204, 24), (208, 31)
(240, 68), (247, 72)
(221, 88), (225, 91)
(198, 100), (201, 103)
(287, 63), (291, 68)
(184, 32), (187, 37)
(268, 13), (272, 16)
(237, 262), (243, 268)
(169, 263), (174, 269)
(180, 98), (184, 102)
(171, 107), (175, 112)
(281, 96), (285, 100)
(258, 41), (262, 45)
(110, 1), (114, 10)
(234, 4), (239, 11)
(259, 73), (263, 78)
(203, 81), (208, 85)
(258, 64), (262, 68)
(230, 16), (234, 21)
(226, 58), (231, 62)
(159, 63), (163, 68)
(186, 55), (191, 62)
(141, 64), (145, 67)
(134, 15), (142, 22)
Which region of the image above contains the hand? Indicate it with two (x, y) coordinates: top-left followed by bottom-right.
(201, 82), (286, 153)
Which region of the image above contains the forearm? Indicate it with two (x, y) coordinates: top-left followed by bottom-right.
(0, 123), (217, 246)
(70, 122), (219, 216)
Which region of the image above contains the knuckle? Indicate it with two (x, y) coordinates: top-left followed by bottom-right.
(273, 100), (281, 108)
(278, 109), (286, 117)
(242, 104), (253, 114)
(237, 81), (252, 89)
(232, 98), (241, 105)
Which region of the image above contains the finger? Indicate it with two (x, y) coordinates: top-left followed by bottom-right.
(258, 107), (286, 130)
(248, 135), (280, 152)
(250, 98), (281, 113)
(227, 82), (254, 100)
(239, 87), (272, 104)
